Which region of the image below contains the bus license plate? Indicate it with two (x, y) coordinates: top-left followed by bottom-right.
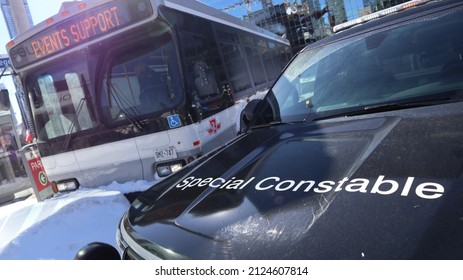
(154, 147), (177, 161)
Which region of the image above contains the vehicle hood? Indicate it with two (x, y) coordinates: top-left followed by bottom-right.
(127, 102), (463, 259)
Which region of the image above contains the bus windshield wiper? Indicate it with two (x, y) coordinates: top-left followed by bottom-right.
(62, 97), (86, 151)
(106, 74), (145, 132)
(62, 74), (90, 151)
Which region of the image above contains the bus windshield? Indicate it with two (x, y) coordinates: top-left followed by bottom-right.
(100, 35), (183, 129)
(27, 53), (96, 141)
(26, 30), (183, 143)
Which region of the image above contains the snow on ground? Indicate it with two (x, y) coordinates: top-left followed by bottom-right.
(0, 180), (156, 260)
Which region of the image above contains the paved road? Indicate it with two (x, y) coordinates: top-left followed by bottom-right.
(0, 177), (34, 206)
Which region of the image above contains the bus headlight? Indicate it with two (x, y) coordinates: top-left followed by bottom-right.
(52, 178), (79, 193)
(156, 161), (185, 177)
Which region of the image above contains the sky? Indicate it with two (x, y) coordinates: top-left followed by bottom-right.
(200, 0), (263, 17)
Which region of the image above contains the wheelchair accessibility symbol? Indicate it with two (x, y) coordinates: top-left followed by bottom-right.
(167, 114), (182, 129)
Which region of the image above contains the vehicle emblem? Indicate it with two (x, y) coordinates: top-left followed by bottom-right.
(208, 118), (221, 134)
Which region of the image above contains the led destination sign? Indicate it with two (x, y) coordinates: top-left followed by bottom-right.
(31, 6), (123, 59)
(9, 0), (153, 69)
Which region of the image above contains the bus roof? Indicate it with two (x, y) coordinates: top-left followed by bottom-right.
(6, 0), (288, 72)
(163, 0), (288, 43)
(7, 0), (117, 50)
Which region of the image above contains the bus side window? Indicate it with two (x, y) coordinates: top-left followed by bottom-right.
(176, 12), (241, 120)
(194, 60), (219, 98)
(181, 36), (217, 119)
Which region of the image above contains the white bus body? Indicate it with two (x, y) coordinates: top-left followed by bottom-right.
(7, 0), (291, 187)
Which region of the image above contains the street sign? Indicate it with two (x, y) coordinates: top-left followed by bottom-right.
(21, 146), (54, 202)
(0, 57), (10, 69)
(167, 114), (182, 129)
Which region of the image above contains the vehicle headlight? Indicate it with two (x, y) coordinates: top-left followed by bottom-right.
(155, 161), (185, 177)
(52, 178), (79, 193)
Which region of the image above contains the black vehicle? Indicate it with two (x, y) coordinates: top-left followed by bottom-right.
(77, 0), (463, 259)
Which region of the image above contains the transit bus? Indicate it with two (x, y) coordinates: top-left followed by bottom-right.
(6, 0), (292, 189)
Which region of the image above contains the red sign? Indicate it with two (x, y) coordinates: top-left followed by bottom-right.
(208, 118), (221, 134)
(26, 150), (51, 192)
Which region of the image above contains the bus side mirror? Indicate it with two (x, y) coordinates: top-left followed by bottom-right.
(239, 99), (262, 135)
(0, 89), (10, 111)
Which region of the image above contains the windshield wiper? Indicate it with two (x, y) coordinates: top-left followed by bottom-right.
(251, 121), (292, 129)
(62, 74), (89, 151)
(311, 96), (462, 121)
(106, 73), (145, 132)
(62, 97), (86, 151)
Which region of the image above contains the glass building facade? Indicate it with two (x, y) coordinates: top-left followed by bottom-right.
(208, 0), (410, 53)
(0, 0), (33, 39)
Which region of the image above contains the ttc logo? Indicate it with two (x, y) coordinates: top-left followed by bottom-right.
(207, 118), (221, 134)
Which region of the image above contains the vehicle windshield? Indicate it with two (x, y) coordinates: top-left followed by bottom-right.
(25, 29), (183, 143)
(260, 6), (463, 124)
(100, 33), (182, 129)
(26, 53), (96, 141)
